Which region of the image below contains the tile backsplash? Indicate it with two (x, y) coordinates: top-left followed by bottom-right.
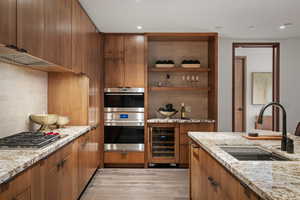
(0, 63), (48, 137)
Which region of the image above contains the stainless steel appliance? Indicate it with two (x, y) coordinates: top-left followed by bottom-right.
(104, 88), (145, 152)
(0, 132), (60, 149)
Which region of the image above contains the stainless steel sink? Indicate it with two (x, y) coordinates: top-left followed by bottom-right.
(219, 146), (290, 161)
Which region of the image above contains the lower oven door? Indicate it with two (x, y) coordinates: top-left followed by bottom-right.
(104, 125), (144, 152)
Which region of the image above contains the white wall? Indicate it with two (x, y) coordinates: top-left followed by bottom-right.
(219, 38), (300, 133)
(235, 48), (273, 131)
(0, 63), (48, 137)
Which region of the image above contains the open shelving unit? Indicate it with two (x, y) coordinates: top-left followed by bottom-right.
(146, 33), (218, 123)
(145, 33), (218, 165)
(149, 86), (211, 92)
(149, 67), (211, 72)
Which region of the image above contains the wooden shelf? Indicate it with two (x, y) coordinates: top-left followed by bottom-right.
(149, 67), (210, 72)
(150, 87), (210, 92)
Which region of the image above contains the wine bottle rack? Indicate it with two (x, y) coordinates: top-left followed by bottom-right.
(149, 124), (179, 164)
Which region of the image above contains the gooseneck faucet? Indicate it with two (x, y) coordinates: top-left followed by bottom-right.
(257, 102), (287, 151)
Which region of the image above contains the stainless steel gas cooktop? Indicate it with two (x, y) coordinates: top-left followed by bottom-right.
(0, 132), (60, 149)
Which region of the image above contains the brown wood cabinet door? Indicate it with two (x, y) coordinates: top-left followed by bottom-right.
(17, 0), (44, 58)
(71, 0), (85, 74)
(44, 164), (60, 200)
(78, 133), (90, 192)
(190, 144), (201, 200)
(104, 58), (124, 88)
(0, 0), (17, 46)
(60, 154), (75, 200)
(124, 35), (145, 88)
(104, 35), (124, 59)
(13, 187), (31, 200)
(179, 123), (214, 166)
(44, 0), (72, 67)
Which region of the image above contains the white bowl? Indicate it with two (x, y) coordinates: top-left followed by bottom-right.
(57, 116), (70, 127)
(30, 114), (58, 125)
(158, 110), (178, 119)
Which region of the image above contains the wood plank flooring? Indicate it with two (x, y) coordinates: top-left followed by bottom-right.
(80, 168), (189, 200)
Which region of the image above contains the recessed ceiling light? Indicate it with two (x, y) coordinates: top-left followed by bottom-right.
(279, 25), (286, 30)
(280, 23), (293, 30)
(137, 26), (143, 30)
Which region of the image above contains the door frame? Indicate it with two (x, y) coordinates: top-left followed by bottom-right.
(232, 43), (280, 132)
(233, 56), (247, 132)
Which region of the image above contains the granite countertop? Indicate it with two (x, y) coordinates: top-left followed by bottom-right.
(188, 131), (300, 200)
(147, 118), (215, 123)
(0, 126), (93, 185)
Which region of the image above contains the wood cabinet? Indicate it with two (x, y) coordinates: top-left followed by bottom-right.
(0, 0), (44, 58)
(44, 0), (72, 68)
(179, 123), (214, 166)
(71, 0), (86, 74)
(146, 123), (214, 166)
(0, 163), (42, 200)
(190, 143), (261, 200)
(78, 129), (99, 192)
(0, 0), (17, 47)
(104, 35), (124, 59)
(104, 34), (145, 88)
(124, 35), (145, 88)
(17, 0), (44, 58)
(104, 152), (144, 164)
(44, 141), (78, 200)
(0, 129), (99, 200)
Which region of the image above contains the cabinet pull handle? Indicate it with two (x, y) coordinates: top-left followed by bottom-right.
(17, 48), (28, 53)
(240, 182), (252, 198)
(5, 44), (18, 50)
(208, 176), (220, 188)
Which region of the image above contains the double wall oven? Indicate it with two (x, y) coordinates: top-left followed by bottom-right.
(104, 88), (144, 152)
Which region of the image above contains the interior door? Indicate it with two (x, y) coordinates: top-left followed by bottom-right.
(234, 57), (246, 132)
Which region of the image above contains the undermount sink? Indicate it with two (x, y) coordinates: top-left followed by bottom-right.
(219, 146), (290, 161)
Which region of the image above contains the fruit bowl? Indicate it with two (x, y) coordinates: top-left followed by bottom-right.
(30, 114), (58, 131)
(157, 110), (178, 119)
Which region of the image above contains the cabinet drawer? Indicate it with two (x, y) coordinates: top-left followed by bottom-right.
(104, 152), (144, 164)
(180, 123), (214, 144)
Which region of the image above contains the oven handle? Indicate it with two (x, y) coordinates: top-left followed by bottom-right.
(104, 122), (144, 126)
(105, 93), (144, 96)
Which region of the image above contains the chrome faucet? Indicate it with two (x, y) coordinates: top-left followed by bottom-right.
(257, 102), (287, 151)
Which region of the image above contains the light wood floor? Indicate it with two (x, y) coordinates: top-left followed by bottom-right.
(80, 168), (189, 200)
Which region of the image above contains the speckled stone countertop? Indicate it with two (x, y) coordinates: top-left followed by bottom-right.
(147, 118), (215, 123)
(0, 126), (93, 185)
(188, 131), (300, 200)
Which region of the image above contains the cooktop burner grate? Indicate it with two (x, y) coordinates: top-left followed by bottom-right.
(0, 132), (60, 149)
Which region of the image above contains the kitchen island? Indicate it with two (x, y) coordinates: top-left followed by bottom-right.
(188, 131), (300, 200)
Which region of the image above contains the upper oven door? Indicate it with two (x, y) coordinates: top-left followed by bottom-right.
(104, 88), (144, 112)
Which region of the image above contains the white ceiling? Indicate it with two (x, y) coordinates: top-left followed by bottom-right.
(79, 0), (300, 39)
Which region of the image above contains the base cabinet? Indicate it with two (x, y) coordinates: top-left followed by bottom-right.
(0, 129), (100, 200)
(190, 143), (261, 200)
(104, 152), (145, 164)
